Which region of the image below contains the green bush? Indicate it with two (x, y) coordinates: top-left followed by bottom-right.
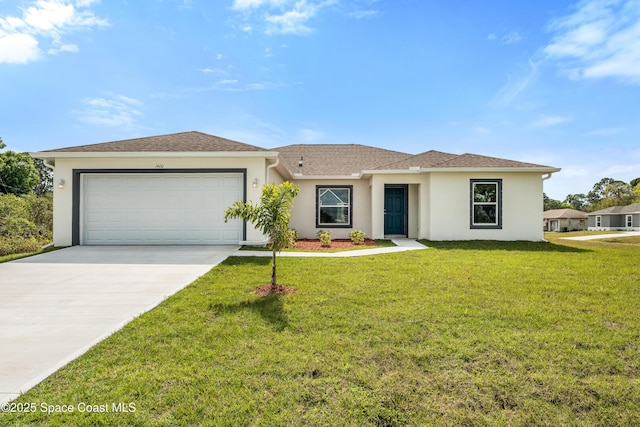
(0, 237), (42, 256)
(349, 229), (366, 244)
(285, 228), (298, 248)
(0, 193), (52, 255)
(317, 229), (331, 247)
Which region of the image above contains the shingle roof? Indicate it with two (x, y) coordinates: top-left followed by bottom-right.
(543, 209), (588, 219)
(42, 131), (266, 152)
(38, 131), (558, 176)
(589, 202), (640, 215)
(434, 153), (549, 168)
(374, 150), (458, 170)
(273, 144), (410, 176)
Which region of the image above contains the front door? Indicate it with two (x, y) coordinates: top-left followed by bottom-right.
(384, 186), (407, 235)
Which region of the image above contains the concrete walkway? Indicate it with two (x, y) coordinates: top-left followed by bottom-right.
(0, 245), (237, 405)
(561, 231), (640, 241)
(234, 238), (428, 257)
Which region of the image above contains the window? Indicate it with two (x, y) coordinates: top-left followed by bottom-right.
(595, 216), (602, 227)
(317, 186), (352, 227)
(627, 215), (633, 228)
(470, 179), (502, 229)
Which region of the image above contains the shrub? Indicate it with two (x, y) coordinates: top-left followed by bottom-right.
(285, 228), (298, 248)
(317, 230), (331, 247)
(350, 229), (366, 244)
(0, 237), (42, 256)
(0, 193), (52, 255)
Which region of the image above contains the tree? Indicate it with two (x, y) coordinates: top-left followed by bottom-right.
(586, 177), (616, 208)
(224, 182), (299, 291)
(33, 158), (53, 196)
(543, 193), (564, 211)
(630, 177), (640, 188)
(563, 193), (588, 211)
(0, 149), (40, 196)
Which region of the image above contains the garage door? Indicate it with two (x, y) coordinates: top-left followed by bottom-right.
(82, 173), (244, 245)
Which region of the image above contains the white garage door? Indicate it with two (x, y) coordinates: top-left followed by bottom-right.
(82, 173), (243, 245)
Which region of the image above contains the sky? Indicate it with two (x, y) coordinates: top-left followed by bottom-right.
(1, 0), (639, 200)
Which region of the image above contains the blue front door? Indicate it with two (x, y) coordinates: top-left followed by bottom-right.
(384, 186), (406, 235)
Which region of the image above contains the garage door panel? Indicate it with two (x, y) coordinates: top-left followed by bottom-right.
(82, 173), (243, 245)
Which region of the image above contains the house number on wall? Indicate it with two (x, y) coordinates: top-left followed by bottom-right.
(154, 164), (164, 169)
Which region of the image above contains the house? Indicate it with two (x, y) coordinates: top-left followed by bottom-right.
(543, 209), (588, 232)
(32, 131), (561, 246)
(588, 202), (640, 231)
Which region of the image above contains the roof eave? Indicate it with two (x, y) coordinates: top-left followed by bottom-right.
(364, 167), (562, 174)
(30, 151), (278, 159)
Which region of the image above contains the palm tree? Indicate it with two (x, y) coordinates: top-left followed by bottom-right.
(224, 181), (299, 291)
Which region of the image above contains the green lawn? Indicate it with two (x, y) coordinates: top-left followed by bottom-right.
(3, 237), (639, 426)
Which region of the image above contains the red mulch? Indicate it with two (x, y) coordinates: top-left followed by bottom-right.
(293, 238), (377, 250)
(253, 284), (297, 296)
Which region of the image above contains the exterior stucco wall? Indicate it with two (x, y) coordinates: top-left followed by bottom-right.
(427, 172), (545, 241)
(288, 179), (371, 239)
(51, 156), (271, 246)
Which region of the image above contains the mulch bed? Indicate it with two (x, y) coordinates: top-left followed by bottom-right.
(253, 284), (297, 296)
(293, 239), (378, 250)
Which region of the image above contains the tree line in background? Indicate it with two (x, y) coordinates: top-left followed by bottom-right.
(544, 177), (640, 212)
(0, 137), (53, 255)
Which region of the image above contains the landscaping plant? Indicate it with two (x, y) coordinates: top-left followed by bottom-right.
(224, 181), (299, 292)
(349, 229), (365, 244)
(317, 229), (331, 247)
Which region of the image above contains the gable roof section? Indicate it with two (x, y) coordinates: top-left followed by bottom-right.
(42, 131), (266, 153)
(273, 144), (410, 176)
(589, 202), (640, 215)
(543, 209), (588, 219)
(433, 153), (548, 168)
(374, 150), (458, 170)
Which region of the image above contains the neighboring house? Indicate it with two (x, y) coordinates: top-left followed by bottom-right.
(543, 209), (588, 232)
(588, 203), (640, 231)
(32, 131), (561, 246)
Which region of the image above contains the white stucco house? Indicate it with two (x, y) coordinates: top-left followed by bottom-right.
(32, 131), (561, 246)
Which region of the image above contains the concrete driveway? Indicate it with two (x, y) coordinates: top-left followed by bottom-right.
(0, 245), (238, 405)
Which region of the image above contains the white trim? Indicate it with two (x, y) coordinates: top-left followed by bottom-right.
(31, 151), (278, 159)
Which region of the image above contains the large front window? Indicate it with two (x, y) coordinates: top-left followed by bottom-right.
(470, 179), (502, 229)
(317, 186), (352, 227)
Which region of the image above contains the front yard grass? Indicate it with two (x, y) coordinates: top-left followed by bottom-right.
(3, 238), (639, 426)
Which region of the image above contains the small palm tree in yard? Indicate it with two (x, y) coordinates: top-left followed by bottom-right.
(224, 181), (299, 294)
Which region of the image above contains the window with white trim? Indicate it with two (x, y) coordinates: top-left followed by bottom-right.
(627, 215), (633, 227)
(595, 216), (602, 227)
(316, 186), (352, 227)
(470, 179), (502, 229)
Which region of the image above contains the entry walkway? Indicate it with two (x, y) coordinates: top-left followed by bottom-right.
(233, 238), (428, 257)
(561, 231), (640, 241)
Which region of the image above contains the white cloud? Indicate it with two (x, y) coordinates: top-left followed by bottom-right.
(531, 115), (572, 127)
(489, 59), (538, 108)
(265, 3), (317, 35)
(0, 0), (107, 64)
(0, 32), (40, 63)
(231, 0), (335, 36)
(543, 0), (640, 84)
(501, 31), (523, 44)
(232, 0), (287, 10)
(75, 94), (143, 128)
(349, 9), (379, 19)
(297, 128), (325, 142)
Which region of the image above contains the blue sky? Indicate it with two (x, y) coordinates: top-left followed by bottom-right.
(1, 0), (639, 199)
